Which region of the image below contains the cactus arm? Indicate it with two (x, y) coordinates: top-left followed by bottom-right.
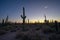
(21, 15), (23, 18)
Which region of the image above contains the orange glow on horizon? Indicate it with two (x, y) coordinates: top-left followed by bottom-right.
(8, 19), (60, 23)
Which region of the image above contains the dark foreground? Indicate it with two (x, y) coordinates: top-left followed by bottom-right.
(0, 23), (60, 40)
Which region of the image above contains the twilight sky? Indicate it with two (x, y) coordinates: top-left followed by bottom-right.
(0, 0), (60, 23)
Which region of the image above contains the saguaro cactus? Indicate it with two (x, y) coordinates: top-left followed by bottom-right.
(2, 19), (4, 24)
(5, 16), (8, 23)
(44, 14), (47, 23)
(21, 7), (26, 24)
(21, 7), (26, 31)
(28, 19), (29, 24)
(55, 20), (58, 32)
(1, 19), (5, 26)
(44, 14), (49, 24)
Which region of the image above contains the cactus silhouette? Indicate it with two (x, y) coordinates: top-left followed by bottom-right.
(44, 14), (47, 23)
(2, 19), (4, 25)
(44, 14), (49, 24)
(5, 16), (8, 23)
(21, 7), (26, 31)
(21, 7), (26, 24)
(55, 20), (58, 32)
(28, 19), (29, 24)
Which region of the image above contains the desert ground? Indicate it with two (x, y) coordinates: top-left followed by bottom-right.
(0, 23), (60, 40)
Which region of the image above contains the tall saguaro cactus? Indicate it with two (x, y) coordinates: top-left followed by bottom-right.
(21, 7), (26, 31)
(21, 7), (26, 24)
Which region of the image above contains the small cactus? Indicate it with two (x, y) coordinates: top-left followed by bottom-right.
(55, 20), (58, 32)
(2, 19), (4, 24)
(2, 19), (5, 26)
(28, 19), (29, 24)
(44, 14), (47, 23)
(5, 16), (8, 23)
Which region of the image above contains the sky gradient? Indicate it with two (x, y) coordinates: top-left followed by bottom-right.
(0, 0), (60, 23)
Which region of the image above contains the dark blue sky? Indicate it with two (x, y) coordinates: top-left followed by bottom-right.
(0, 0), (60, 23)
